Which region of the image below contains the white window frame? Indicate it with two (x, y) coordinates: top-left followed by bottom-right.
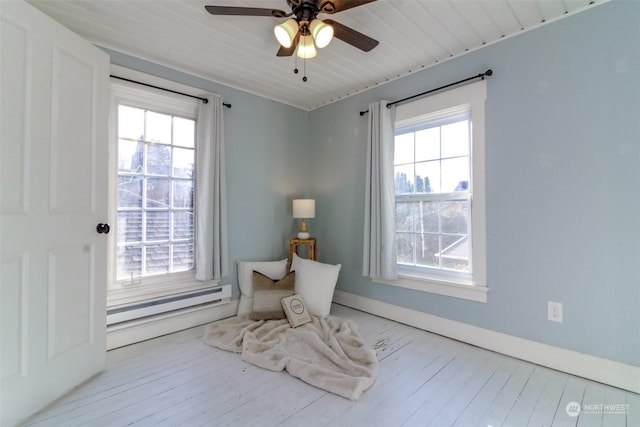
(378, 80), (488, 302)
(107, 68), (215, 307)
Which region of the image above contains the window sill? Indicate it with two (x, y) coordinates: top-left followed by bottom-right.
(107, 275), (219, 307)
(375, 273), (488, 303)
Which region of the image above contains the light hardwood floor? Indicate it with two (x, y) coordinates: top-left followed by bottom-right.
(24, 304), (639, 426)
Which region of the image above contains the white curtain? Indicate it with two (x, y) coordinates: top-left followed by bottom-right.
(362, 100), (397, 280)
(195, 94), (229, 281)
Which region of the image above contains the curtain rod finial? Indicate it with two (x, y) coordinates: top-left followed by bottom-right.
(485, 69), (493, 77)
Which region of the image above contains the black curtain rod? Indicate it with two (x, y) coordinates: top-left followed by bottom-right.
(359, 69), (492, 116)
(110, 75), (231, 109)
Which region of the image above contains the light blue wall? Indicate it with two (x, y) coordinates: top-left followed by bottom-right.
(105, 50), (311, 300)
(308, 1), (640, 367)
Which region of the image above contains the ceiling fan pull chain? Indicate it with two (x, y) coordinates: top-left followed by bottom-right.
(303, 56), (308, 82)
(292, 47), (307, 82)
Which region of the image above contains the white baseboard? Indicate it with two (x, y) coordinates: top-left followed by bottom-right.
(107, 300), (239, 350)
(333, 290), (640, 394)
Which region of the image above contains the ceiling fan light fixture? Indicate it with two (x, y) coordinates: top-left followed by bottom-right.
(274, 18), (298, 48)
(309, 19), (334, 48)
(297, 34), (317, 58)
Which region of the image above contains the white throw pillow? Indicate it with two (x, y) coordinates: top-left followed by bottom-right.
(290, 254), (341, 317)
(237, 259), (288, 316)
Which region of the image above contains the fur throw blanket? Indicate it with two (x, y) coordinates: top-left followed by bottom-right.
(203, 315), (378, 400)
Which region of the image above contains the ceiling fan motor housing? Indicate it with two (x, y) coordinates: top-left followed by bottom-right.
(287, 0), (336, 24)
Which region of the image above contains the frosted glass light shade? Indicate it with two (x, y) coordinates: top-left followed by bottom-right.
(309, 19), (334, 48)
(274, 19), (298, 48)
(293, 199), (315, 218)
(296, 35), (317, 59)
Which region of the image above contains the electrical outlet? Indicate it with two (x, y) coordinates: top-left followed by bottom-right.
(548, 301), (563, 323)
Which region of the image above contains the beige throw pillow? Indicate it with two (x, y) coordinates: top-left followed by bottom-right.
(236, 259), (288, 317)
(249, 270), (295, 320)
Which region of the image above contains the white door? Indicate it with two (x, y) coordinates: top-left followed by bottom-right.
(0, 2), (109, 425)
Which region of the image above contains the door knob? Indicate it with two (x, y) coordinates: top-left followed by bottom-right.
(96, 223), (110, 234)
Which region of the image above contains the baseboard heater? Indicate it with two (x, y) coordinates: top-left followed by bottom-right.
(106, 284), (231, 325)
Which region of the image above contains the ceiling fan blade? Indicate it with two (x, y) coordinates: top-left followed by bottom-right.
(321, 0), (377, 14)
(276, 32), (300, 57)
(323, 19), (378, 52)
(204, 5), (288, 18)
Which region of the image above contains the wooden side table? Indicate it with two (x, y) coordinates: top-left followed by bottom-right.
(289, 237), (317, 266)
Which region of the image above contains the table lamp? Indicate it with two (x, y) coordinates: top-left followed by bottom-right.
(293, 199), (315, 239)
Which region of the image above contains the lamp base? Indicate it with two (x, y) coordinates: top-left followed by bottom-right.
(297, 232), (310, 239)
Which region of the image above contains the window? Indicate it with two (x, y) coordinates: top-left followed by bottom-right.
(395, 112), (471, 273)
(116, 105), (196, 281)
(388, 80), (487, 302)
(109, 78), (207, 305)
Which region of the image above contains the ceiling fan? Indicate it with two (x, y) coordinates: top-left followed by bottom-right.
(204, 0), (379, 60)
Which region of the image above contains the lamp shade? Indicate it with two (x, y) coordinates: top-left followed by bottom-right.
(296, 35), (317, 59)
(274, 19), (298, 48)
(309, 19), (334, 48)
(293, 199), (315, 218)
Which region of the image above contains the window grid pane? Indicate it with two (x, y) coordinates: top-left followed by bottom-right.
(394, 113), (471, 275)
(116, 105), (196, 281)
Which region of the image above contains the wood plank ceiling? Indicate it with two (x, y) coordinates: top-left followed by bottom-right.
(27, 0), (605, 111)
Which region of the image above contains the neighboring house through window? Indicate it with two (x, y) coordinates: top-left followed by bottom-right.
(387, 80), (488, 302)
